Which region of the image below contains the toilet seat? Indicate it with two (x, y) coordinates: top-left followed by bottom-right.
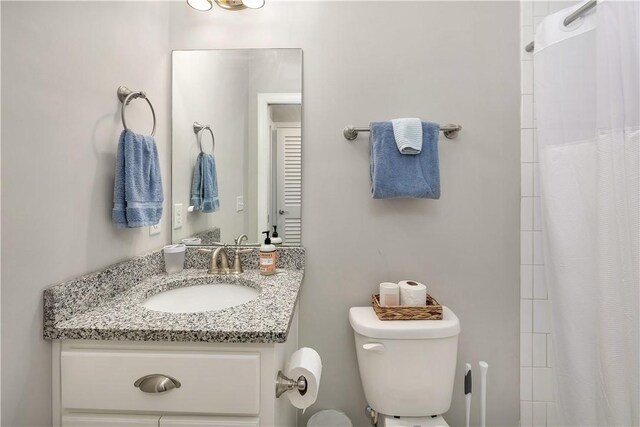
(378, 414), (449, 427)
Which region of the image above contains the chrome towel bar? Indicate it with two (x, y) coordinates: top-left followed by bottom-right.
(343, 123), (462, 141)
(117, 85), (157, 137)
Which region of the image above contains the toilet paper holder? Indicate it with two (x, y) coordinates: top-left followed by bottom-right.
(275, 370), (308, 398)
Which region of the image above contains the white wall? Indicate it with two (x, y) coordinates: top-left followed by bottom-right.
(1, 2), (521, 426)
(1, 2), (171, 425)
(170, 3), (520, 426)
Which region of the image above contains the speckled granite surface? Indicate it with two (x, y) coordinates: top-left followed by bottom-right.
(187, 227), (221, 245)
(44, 246), (304, 343)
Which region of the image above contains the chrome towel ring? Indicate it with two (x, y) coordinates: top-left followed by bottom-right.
(117, 85), (157, 137)
(193, 122), (215, 154)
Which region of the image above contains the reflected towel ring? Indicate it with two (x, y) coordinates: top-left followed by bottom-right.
(117, 85), (156, 137)
(193, 122), (215, 154)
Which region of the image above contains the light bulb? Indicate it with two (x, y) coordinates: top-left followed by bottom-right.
(242, 0), (265, 9)
(187, 0), (213, 11)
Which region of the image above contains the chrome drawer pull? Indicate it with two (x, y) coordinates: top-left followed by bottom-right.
(134, 374), (181, 393)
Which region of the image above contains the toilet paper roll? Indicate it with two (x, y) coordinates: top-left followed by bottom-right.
(379, 282), (399, 307)
(286, 347), (322, 410)
(399, 280), (427, 306)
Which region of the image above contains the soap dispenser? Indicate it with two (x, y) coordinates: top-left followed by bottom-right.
(260, 231), (277, 276)
(271, 226), (283, 245)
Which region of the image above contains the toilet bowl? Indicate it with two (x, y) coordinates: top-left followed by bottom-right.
(349, 306), (460, 426)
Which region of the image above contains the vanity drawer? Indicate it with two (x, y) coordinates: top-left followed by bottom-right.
(61, 349), (260, 415)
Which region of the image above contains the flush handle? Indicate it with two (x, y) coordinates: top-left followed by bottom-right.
(362, 343), (385, 352)
(134, 374), (181, 393)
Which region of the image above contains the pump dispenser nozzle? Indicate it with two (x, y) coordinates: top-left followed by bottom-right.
(271, 226), (283, 245)
(262, 230), (271, 245)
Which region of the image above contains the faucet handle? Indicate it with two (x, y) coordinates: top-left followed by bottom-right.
(230, 248), (252, 274)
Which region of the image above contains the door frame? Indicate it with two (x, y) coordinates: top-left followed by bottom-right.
(256, 93), (302, 237)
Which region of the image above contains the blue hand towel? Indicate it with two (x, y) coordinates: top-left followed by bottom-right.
(112, 129), (164, 228)
(370, 121), (441, 199)
(190, 152), (220, 213)
(391, 118), (423, 154)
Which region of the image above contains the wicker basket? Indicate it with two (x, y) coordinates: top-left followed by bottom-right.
(371, 293), (443, 320)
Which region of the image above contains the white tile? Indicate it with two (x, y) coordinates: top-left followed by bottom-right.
(533, 163), (541, 196)
(532, 367), (554, 401)
(521, 401), (533, 427)
(533, 401), (546, 426)
(533, 129), (539, 162)
(533, 1), (549, 17)
(521, 231), (534, 265)
(521, 265), (534, 299)
(546, 402), (558, 426)
(521, 197), (534, 231)
(533, 231), (544, 264)
(521, 333), (533, 366)
(547, 334), (554, 367)
(534, 16), (545, 28)
(522, 1), (534, 25)
(533, 197), (542, 230)
(532, 333), (547, 367)
(522, 26), (534, 61)
(549, 1), (569, 13)
(522, 163), (534, 196)
(522, 61), (534, 95)
(522, 94), (534, 128)
(533, 300), (549, 333)
(522, 129), (534, 162)
(533, 265), (547, 299)
(521, 367), (533, 401)
(521, 299), (533, 333)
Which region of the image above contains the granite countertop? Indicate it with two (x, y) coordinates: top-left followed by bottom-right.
(44, 247), (305, 343)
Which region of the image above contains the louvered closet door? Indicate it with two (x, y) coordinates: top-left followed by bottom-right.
(276, 127), (302, 245)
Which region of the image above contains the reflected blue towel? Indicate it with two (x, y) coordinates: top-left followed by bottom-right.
(112, 129), (164, 227)
(370, 121), (440, 199)
(190, 152), (220, 213)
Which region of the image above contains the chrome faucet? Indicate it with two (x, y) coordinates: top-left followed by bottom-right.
(199, 246), (230, 275)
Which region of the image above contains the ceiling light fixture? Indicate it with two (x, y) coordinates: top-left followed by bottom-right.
(187, 0), (265, 11)
(241, 0), (265, 9)
(187, 0), (213, 11)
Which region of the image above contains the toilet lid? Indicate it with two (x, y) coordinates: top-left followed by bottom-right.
(349, 306), (460, 339)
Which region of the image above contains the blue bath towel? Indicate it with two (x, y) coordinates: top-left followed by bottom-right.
(112, 129), (164, 228)
(190, 152), (220, 213)
(370, 121), (440, 199)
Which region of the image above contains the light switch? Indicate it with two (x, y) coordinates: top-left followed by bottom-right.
(236, 196), (244, 212)
(149, 221), (161, 236)
(173, 203), (183, 229)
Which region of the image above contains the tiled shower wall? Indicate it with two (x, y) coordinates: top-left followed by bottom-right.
(519, 1), (572, 425)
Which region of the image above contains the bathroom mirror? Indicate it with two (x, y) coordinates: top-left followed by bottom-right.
(171, 49), (302, 246)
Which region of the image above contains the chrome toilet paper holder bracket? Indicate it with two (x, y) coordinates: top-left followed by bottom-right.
(275, 370), (308, 398)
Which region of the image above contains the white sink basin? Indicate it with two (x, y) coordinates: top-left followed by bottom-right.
(142, 284), (259, 314)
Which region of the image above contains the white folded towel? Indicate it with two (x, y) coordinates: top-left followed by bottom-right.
(391, 118), (423, 154)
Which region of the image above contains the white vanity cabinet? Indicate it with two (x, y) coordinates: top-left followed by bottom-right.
(53, 322), (298, 427)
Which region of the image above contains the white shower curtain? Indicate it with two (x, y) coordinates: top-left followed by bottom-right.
(534, 1), (639, 426)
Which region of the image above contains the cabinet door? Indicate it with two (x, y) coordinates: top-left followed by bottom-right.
(61, 350), (260, 415)
(62, 413), (160, 426)
(159, 416), (259, 427)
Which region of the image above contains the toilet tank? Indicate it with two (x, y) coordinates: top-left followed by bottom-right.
(349, 306), (460, 417)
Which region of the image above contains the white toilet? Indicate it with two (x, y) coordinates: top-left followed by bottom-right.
(349, 306), (461, 427)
